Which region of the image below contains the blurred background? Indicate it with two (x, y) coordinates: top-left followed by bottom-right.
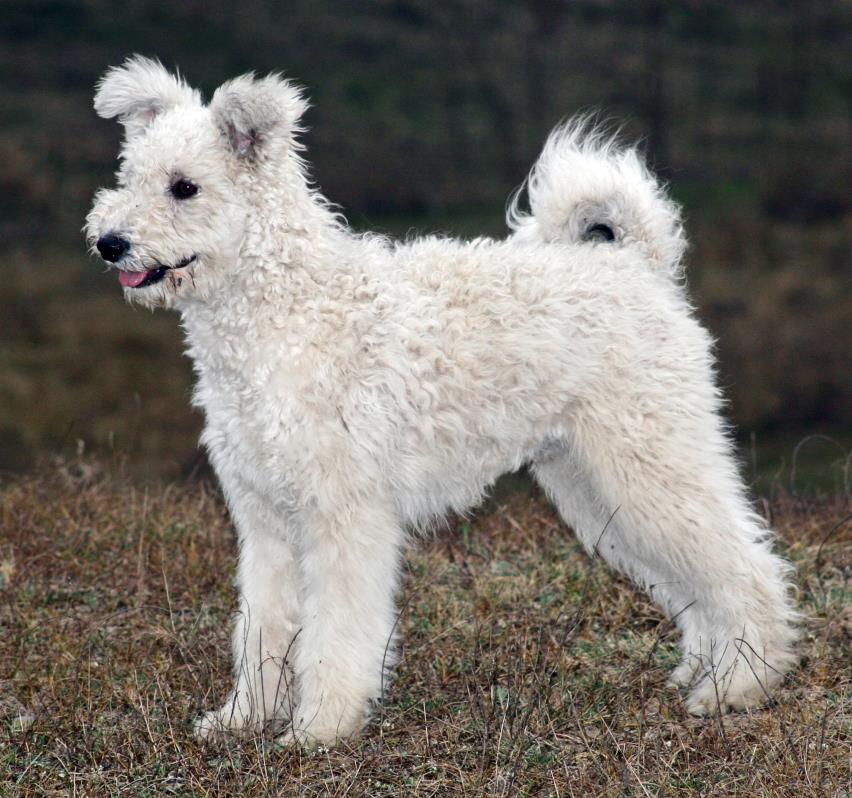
(0, 0), (849, 489)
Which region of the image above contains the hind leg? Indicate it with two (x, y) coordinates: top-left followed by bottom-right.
(533, 419), (798, 715)
(532, 442), (684, 610)
(532, 443), (691, 637)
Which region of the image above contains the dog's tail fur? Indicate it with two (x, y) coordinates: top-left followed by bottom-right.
(507, 116), (686, 279)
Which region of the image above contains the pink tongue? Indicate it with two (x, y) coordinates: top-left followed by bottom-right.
(118, 270), (151, 288)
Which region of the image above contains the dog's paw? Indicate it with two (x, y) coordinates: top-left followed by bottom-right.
(275, 727), (308, 748)
(668, 658), (700, 688)
(192, 701), (271, 741)
(684, 681), (733, 716)
(275, 726), (339, 750)
(274, 714), (362, 749)
(193, 709), (231, 741)
(684, 669), (770, 716)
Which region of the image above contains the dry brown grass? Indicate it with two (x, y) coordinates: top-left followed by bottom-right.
(0, 461), (848, 796)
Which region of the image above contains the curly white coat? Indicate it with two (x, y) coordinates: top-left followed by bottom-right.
(87, 57), (798, 745)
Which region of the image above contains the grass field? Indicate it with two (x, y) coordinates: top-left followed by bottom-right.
(0, 461), (848, 796)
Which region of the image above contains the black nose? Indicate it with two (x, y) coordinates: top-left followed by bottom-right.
(96, 233), (130, 262)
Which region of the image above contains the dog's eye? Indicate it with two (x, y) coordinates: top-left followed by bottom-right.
(171, 179), (199, 200)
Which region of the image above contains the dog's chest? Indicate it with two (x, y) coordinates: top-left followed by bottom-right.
(193, 351), (317, 500)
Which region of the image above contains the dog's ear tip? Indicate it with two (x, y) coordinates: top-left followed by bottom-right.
(211, 71), (308, 159)
(94, 55), (198, 133)
(96, 54), (167, 92)
(118, 53), (163, 71)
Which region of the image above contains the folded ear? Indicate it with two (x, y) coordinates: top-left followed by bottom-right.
(94, 55), (200, 140)
(210, 73), (308, 160)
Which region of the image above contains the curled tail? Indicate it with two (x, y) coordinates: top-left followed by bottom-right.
(508, 117), (686, 279)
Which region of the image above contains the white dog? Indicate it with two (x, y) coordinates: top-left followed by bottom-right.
(87, 57), (798, 745)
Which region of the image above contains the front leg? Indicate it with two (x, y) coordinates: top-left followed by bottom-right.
(195, 489), (300, 739)
(283, 499), (404, 745)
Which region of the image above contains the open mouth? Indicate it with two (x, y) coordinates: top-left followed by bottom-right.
(118, 254), (197, 289)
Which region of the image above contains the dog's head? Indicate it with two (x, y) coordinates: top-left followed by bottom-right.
(86, 56), (307, 308)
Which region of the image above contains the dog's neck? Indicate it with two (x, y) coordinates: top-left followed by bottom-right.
(177, 156), (350, 377)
